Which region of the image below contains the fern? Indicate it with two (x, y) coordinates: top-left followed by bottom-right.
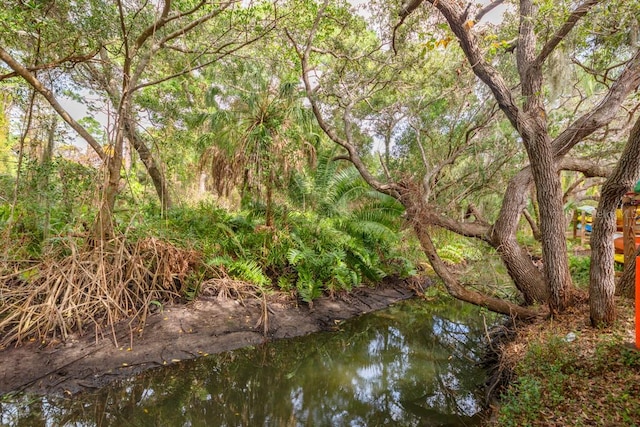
(296, 270), (323, 303)
(209, 257), (270, 287)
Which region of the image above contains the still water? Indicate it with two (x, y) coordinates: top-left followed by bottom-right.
(1, 298), (497, 426)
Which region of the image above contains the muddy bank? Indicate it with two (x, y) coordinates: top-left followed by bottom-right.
(0, 279), (421, 396)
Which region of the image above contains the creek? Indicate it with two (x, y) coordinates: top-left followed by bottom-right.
(0, 298), (497, 426)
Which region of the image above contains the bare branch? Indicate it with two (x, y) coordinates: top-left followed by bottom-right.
(475, 0), (505, 23)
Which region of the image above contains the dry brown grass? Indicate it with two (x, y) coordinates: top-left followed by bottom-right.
(0, 237), (202, 349)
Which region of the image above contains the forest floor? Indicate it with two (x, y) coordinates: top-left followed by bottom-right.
(0, 277), (423, 397)
(492, 296), (640, 426)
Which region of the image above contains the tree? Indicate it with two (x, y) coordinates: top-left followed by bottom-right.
(195, 62), (316, 225)
(1, 0), (278, 241)
(288, 0), (640, 319)
(589, 115), (640, 325)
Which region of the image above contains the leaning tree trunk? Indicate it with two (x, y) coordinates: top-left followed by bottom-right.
(405, 198), (541, 319)
(590, 114), (640, 325)
(122, 113), (172, 212)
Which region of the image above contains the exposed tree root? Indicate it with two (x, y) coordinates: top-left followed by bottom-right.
(0, 237), (202, 348)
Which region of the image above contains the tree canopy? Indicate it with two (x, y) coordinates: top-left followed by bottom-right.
(1, 0), (640, 340)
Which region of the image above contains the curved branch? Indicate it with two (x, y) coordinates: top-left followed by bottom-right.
(134, 0), (209, 52)
(130, 2), (232, 92)
(534, 0), (602, 68)
(0, 46), (105, 160)
(288, 6), (401, 199)
(132, 27), (271, 92)
(475, 0), (505, 23)
(552, 49), (640, 156)
(428, 210), (490, 241)
(426, 0), (524, 133)
(522, 208), (541, 240)
(410, 203), (543, 320)
(0, 48), (100, 82)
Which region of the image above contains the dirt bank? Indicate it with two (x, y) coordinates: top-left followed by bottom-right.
(0, 278), (421, 397)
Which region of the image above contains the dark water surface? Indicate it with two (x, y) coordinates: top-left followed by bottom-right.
(1, 298), (497, 426)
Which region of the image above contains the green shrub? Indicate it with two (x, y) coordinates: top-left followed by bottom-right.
(569, 254), (591, 288)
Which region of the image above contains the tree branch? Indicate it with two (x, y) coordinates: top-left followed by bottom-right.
(426, 0), (524, 133)
(132, 27), (271, 92)
(475, 0), (505, 23)
(559, 157), (612, 178)
(534, 0), (602, 68)
(133, 0), (208, 52)
(0, 46), (105, 160)
(552, 49), (640, 156)
(288, 5), (401, 199)
(0, 48), (100, 82)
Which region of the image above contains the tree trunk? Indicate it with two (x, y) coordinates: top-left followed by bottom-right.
(122, 116), (172, 212)
(526, 132), (573, 313)
(589, 190), (619, 326)
(405, 198), (541, 319)
(491, 232), (548, 303)
(617, 252), (637, 298)
(93, 59), (130, 243)
(90, 46), (173, 214)
(516, 0), (573, 314)
(591, 115), (640, 324)
(490, 169), (549, 303)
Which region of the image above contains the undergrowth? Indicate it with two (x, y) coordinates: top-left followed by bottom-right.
(0, 193), (418, 346)
(495, 300), (640, 426)
(568, 254), (591, 289)
(0, 236), (203, 348)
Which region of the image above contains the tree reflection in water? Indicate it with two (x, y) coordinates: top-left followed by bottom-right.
(1, 298), (497, 426)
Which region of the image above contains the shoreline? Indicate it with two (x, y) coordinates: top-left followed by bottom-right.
(0, 278), (422, 396)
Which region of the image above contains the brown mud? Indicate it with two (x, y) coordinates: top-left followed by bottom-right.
(0, 278), (422, 397)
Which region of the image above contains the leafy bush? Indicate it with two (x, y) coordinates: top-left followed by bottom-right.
(569, 254), (591, 288)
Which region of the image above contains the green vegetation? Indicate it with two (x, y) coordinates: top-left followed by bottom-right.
(568, 254), (591, 289)
(496, 299), (640, 426)
(0, 151), (421, 345)
(1, 0), (640, 422)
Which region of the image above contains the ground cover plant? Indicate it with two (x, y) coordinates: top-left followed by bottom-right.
(0, 154), (418, 347)
(495, 296), (640, 426)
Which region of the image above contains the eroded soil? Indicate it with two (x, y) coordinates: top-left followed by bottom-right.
(0, 279), (420, 396)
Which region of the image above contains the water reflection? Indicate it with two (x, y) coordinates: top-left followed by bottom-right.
(1, 298), (496, 426)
